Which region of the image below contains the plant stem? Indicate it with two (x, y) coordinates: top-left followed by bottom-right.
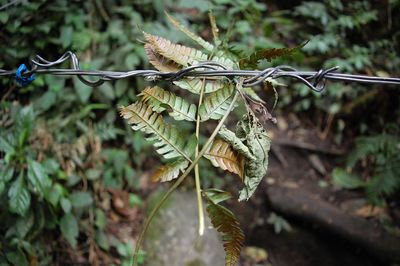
(132, 91), (240, 266)
(195, 79), (206, 236)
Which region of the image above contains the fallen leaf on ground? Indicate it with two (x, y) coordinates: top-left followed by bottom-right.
(243, 246), (268, 263)
(354, 205), (386, 218)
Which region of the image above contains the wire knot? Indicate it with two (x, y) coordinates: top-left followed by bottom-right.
(309, 66), (339, 92)
(15, 64), (35, 87)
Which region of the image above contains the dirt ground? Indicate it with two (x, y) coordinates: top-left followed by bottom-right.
(61, 112), (399, 266)
(229, 113), (400, 266)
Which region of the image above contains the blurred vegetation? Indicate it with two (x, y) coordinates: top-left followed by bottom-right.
(0, 0), (399, 265)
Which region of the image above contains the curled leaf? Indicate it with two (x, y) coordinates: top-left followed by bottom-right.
(218, 115), (271, 201)
(218, 126), (254, 160)
(236, 116), (271, 201)
(203, 188), (232, 204)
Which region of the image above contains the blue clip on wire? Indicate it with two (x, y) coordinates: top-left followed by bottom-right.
(15, 64), (35, 87)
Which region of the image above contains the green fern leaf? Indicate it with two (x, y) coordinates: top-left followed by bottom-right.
(175, 78), (227, 94)
(120, 102), (196, 162)
(139, 86), (197, 121)
(332, 168), (365, 189)
(165, 12), (214, 52)
(367, 172), (399, 204)
(205, 190), (244, 266)
(164, 13), (237, 70)
(144, 32), (208, 67)
(152, 159), (189, 182)
(212, 56), (237, 70)
(203, 188), (232, 204)
(199, 84), (237, 121)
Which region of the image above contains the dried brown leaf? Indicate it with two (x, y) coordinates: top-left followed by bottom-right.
(144, 34), (227, 94)
(144, 43), (180, 72)
(205, 139), (244, 179)
(205, 193), (244, 266)
(144, 32), (208, 66)
(151, 159), (189, 182)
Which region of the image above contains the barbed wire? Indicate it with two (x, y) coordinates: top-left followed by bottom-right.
(1, 51), (399, 92)
(0, 0), (21, 11)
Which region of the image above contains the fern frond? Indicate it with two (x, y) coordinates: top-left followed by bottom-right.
(165, 12), (214, 52)
(139, 86), (197, 121)
(199, 84), (236, 121)
(145, 32), (236, 68)
(239, 42), (307, 69)
(152, 159), (189, 182)
(120, 102), (196, 162)
(144, 32), (208, 67)
(367, 171), (400, 203)
(144, 33), (228, 94)
(164, 13), (237, 69)
(175, 78), (226, 94)
(205, 190), (244, 266)
(212, 55), (237, 70)
(144, 43), (180, 72)
(204, 139), (244, 178)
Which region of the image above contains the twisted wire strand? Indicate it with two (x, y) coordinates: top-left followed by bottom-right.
(1, 51), (399, 92)
(0, 0), (21, 11)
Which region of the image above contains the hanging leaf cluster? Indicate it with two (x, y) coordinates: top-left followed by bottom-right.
(120, 14), (242, 185)
(208, 114), (271, 201)
(120, 13), (302, 265)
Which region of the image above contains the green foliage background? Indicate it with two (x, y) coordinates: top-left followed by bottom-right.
(0, 0), (399, 264)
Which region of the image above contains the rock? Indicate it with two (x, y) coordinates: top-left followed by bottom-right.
(144, 190), (225, 266)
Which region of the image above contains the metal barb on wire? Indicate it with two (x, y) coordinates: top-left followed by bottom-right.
(0, 51), (399, 91)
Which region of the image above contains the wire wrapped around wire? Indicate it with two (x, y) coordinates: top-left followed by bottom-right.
(0, 51), (399, 91)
